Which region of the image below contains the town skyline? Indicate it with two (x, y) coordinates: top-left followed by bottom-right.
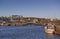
(0, 15), (59, 20)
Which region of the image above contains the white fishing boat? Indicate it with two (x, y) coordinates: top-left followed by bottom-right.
(45, 23), (55, 34)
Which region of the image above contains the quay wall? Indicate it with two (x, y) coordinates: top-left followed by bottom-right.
(55, 25), (60, 35)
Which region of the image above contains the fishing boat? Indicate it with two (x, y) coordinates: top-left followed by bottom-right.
(45, 23), (55, 34)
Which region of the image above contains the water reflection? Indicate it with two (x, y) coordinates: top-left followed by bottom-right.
(45, 33), (60, 39)
(46, 34), (54, 39)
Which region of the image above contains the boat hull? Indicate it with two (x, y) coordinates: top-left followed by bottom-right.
(45, 27), (54, 34)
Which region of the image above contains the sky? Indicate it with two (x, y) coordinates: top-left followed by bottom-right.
(0, 0), (60, 19)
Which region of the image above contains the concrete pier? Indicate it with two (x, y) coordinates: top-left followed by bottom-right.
(55, 25), (60, 35)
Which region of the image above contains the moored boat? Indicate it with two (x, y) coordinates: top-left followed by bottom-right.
(45, 23), (55, 34)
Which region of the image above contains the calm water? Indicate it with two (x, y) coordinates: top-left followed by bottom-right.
(0, 26), (60, 39)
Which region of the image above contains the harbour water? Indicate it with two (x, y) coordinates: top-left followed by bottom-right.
(0, 26), (60, 39)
